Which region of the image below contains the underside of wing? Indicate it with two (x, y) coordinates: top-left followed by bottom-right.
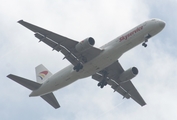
(18, 20), (103, 71)
(92, 60), (146, 106)
(18, 20), (78, 48)
(120, 81), (146, 106)
(92, 73), (131, 99)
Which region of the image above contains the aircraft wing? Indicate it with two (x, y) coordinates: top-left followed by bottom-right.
(18, 20), (102, 67)
(92, 61), (146, 106)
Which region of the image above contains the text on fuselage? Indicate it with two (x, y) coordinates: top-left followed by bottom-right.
(119, 26), (143, 42)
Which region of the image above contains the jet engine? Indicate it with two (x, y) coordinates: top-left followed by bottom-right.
(75, 37), (95, 52)
(119, 67), (138, 82)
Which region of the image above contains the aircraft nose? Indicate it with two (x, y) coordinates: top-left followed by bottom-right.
(158, 21), (165, 29)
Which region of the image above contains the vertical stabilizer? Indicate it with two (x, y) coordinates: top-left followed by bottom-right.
(35, 64), (52, 83)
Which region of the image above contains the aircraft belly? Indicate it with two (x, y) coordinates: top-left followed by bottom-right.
(49, 70), (79, 91)
(80, 49), (123, 77)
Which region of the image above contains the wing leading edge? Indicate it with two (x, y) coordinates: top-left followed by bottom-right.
(92, 61), (146, 106)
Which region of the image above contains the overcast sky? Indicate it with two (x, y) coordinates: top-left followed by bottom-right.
(1, 0), (177, 120)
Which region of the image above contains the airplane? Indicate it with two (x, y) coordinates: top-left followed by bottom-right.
(7, 18), (165, 109)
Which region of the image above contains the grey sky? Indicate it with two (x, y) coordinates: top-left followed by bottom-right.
(0, 0), (177, 120)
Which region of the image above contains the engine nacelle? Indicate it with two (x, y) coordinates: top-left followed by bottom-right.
(75, 37), (95, 52)
(119, 67), (138, 82)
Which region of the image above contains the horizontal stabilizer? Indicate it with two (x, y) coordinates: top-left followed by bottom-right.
(7, 74), (41, 90)
(41, 92), (60, 109)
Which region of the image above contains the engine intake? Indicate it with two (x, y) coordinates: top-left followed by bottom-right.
(119, 67), (138, 82)
(75, 37), (95, 52)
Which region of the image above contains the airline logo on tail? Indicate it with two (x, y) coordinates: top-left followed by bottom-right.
(38, 71), (48, 80)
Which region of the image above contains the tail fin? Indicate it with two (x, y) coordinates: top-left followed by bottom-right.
(35, 64), (52, 83)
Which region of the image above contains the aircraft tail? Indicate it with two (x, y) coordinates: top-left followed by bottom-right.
(35, 64), (52, 83)
(7, 74), (60, 109)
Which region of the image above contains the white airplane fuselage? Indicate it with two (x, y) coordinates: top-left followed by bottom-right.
(30, 19), (165, 96)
